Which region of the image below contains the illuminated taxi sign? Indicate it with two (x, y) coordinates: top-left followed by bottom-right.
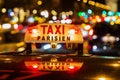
(51, 43), (57, 49)
(37, 24), (70, 42)
(37, 36), (70, 42)
(66, 43), (73, 49)
(25, 61), (83, 71)
(41, 25), (65, 34)
(25, 24), (83, 43)
(50, 57), (58, 62)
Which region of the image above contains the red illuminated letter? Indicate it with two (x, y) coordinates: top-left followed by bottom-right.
(41, 25), (47, 34)
(62, 25), (64, 34)
(55, 66), (60, 70)
(48, 66), (53, 69)
(47, 25), (53, 34)
(62, 66), (64, 70)
(55, 25), (61, 34)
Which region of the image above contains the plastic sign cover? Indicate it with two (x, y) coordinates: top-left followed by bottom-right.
(24, 24), (83, 43)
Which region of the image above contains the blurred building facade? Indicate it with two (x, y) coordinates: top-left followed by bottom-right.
(105, 0), (118, 12)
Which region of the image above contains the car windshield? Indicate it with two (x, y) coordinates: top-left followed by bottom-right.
(1, 0), (120, 80)
(0, 0), (119, 57)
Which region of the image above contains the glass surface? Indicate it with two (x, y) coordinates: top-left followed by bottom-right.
(0, 0), (119, 57)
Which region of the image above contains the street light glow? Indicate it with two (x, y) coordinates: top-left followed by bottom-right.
(98, 77), (106, 80)
(33, 9), (37, 14)
(37, 0), (42, 5)
(1, 8), (6, 13)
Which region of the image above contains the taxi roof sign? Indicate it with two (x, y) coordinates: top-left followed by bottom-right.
(24, 24), (83, 43)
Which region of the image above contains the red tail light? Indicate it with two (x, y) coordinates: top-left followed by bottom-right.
(67, 65), (78, 73)
(88, 44), (92, 51)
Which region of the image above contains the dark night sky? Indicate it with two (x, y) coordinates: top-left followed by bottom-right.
(118, 0), (120, 11)
(2, 0), (106, 9)
(2, 0), (120, 12)
(94, 0), (105, 4)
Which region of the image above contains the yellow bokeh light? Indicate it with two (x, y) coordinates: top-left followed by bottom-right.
(95, 75), (112, 80)
(110, 21), (114, 26)
(33, 9), (37, 14)
(99, 4), (105, 9)
(92, 19), (97, 23)
(95, 2), (100, 7)
(5, 58), (12, 61)
(84, 19), (88, 23)
(98, 77), (106, 80)
(37, 0), (42, 5)
(83, 0), (87, 3)
(96, 15), (99, 19)
(0, 36), (2, 41)
(1, 8), (6, 13)
(66, 12), (69, 16)
(16, 42), (25, 47)
(88, 1), (95, 6)
(116, 19), (120, 24)
(14, 8), (19, 13)
(106, 6), (111, 10)
(81, 23), (86, 28)
(69, 11), (73, 15)
(112, 63), (119, 67)
(61, 12), (65, 15)
(51, 10), (57, 15)
(0, 24), (2, 29)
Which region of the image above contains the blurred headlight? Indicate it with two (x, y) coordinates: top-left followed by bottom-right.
(92, 45), (97, 50)
(56, 44), (62, 49)
(43, 44), (51, 49)
(17, 47), (25, 52)
(2, 23), (11, 29)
